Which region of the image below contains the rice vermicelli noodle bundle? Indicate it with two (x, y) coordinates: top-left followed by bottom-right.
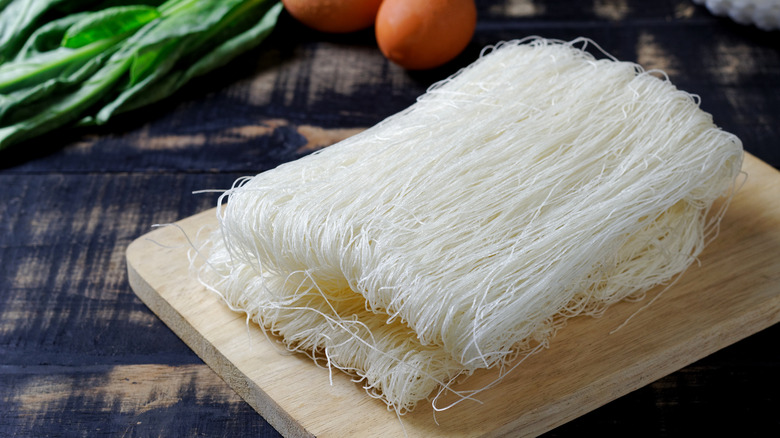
(194, 38), (744, 413)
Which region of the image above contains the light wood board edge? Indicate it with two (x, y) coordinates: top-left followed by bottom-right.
(127, 255), (315, 438)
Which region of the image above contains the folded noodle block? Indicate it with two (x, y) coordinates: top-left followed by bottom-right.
(197, 38), (744, 413)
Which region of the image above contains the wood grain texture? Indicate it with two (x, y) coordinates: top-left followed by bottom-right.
(1, 363), (275, 437)
(126, 154), (780, 438)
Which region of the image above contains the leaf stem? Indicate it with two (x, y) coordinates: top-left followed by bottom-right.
(0, 32), (125, 93)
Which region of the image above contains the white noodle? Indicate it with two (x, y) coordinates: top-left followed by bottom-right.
(196, 38), (743, 413)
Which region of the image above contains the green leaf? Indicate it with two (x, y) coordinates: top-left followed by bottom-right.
(0, 54), (132, 149)
(94, 1), (281, 123)
(127, 37), (182, 87)
(15, 13), (91, 59)
(0, 32), (124, 93)
(182, 1), (282, 80)
(0, 1), (166, 62)
(0, 48), (108, 124)
(107, 0), (255, 90)
(61, 5), (160, 49)
(0, 0), (102, 62)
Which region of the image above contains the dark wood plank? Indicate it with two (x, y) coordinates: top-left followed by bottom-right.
(0, 364), (277, 437)
(0, 174), (226, 363)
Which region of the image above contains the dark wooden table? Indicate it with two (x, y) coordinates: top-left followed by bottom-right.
(1, 1), (778, 436)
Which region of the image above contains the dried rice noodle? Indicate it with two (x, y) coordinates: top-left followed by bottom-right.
(195, 37), (743, 413)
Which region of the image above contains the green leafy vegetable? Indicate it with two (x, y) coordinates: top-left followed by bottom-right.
(0, 0), (282, 151)
(97, 0), (283, 122)
(62, 6), (160, 49)
(16, 13), (92, 59)
(0, 0), (77, 63)
(0, 1), (166, 62)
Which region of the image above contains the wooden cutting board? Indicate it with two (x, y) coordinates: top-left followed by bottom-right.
(126, 153), (780, 438)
